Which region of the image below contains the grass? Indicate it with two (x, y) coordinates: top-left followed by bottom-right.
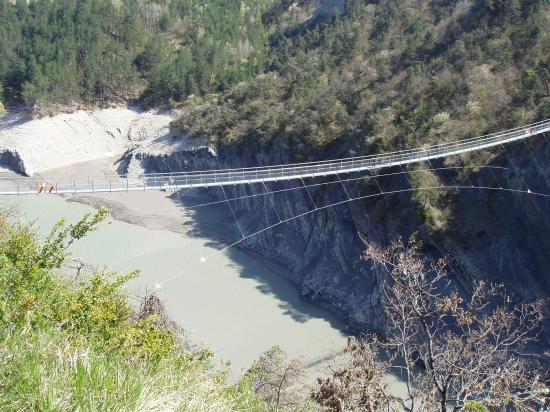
(0, 327), (262, 411)
(0, 208), (271, 411)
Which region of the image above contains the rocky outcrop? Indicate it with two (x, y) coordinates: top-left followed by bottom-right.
(442, 139), (550, 311)
(0, 108), (173, 176)
(119, 133), (550, 341)
(0, 149), (26, 175)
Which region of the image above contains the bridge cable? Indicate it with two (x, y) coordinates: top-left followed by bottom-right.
(157, 184), (550, 288)
(301, 177), (318, 210)
(522, 139), (550, 190)
(454, 153), (475, 188)
(336, 173), (352, 201)
(424, 158), (446, 187)
(178, 166), (509, 211)
(474, 148), (502, 189)
(159, 171), (540, 287)
(500, 143), (531, 192)
(367, 169), (384, 193)
(262, 181), (282, 223)
(501, 140), (550, 256)
(399, 165), (415, 189)
(220, 185), (245, 239)
(498, 142), (546, 217)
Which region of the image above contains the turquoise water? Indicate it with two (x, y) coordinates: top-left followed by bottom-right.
(8, 195), (347, 377)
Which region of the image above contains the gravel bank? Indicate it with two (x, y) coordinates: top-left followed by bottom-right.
(0, 107), (173, 175)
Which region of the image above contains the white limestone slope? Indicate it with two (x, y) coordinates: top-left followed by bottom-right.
(0, 108), (173, 176)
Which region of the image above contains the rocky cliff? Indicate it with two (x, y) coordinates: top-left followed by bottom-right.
(0, 108), (172, 176)
(119, 133), (550, 341)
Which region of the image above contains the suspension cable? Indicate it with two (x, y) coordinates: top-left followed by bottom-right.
(157, 183), (550, 288)
(180, 165), (507, 210)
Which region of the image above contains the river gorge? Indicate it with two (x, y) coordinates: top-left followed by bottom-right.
(1, 106), (549, 378)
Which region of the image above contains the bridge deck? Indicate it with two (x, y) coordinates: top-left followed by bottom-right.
(1, 119), (549, 195)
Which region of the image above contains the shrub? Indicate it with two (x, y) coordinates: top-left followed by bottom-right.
(0, 208), (269, 411)
(463, 401), (490, 412)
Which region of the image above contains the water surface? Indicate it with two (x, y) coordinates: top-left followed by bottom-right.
(8, 195), (347, 377)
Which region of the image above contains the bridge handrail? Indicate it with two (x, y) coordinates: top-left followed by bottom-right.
(11, 119), (550, 183)
(2, 118), (549, 194)
(124, 118), (550, 178)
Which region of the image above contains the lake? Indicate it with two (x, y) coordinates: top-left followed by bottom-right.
(7, 194), (347, 379)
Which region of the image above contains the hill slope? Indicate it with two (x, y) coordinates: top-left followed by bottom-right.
(127, 0), (550, 342)
(176, 0), (550, 158)
(0, 0), (275, 113)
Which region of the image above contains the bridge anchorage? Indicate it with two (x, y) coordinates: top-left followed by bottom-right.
(0, 119), (548, 196)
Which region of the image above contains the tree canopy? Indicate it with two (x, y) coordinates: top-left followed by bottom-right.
(175, 0), (550, 160)
(0, 0), (275, 112)
(314, 236), (546, 411)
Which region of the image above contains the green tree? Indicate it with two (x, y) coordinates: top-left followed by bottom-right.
(463, 401), (490, 412)
(535, 61), (550, 97)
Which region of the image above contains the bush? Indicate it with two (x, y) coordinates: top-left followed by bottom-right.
(463, 401), (490, 412)
(0, 208), (269, 411)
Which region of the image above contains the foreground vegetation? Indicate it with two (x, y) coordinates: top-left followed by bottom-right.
(0, 207), (269, 411)
(0, 206), (544, 411)
(314, 235), (546, 411)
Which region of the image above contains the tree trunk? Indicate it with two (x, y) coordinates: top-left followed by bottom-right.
(440, 390), (447, 412)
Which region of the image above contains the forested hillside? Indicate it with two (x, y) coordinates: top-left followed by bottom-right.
(0, 0), (274, 113)
(169, 0), (550, 232)
(4, 0), (546, 138)
(175, 0), (550, 158)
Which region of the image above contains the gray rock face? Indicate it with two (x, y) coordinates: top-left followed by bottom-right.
(119, 135), (550, 341)
(0, 149), (26, 175)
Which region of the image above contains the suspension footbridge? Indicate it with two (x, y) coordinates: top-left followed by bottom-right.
(1, 119), (549, 195)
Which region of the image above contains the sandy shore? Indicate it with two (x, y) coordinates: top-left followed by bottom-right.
(67, 193), (190, 234)
(29, 155), (242, 249)
(30, 156), (190, 234)
(0, 107), (173, 175)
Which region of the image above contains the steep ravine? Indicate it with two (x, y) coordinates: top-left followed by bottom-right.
(119, 135), (550, 341)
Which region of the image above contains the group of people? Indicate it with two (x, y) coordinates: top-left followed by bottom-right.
(37, 182), (54, 193)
